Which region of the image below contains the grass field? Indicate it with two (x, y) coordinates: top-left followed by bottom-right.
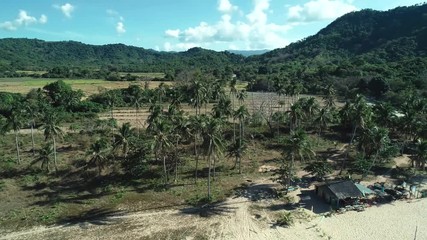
(0, 77), (173, 96)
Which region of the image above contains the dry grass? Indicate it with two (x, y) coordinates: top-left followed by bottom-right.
(0, 78), (173, 96)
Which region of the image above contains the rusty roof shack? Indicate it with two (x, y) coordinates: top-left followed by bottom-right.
(315, 180), (364, 208)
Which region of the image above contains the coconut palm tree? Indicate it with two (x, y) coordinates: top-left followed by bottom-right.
(323, 84), (336, 109)
(189, 115), (204, 183)
(233, 105), (249, 173)
(113, 122), (133, 159)
(129, 88), (145, 135)
(33, 143), (54, 173)
(282, 128), (315, 187)
(24, 99), (39, 157)
(287, 102), (304, 131)
(88, 138), (110, 176)
(202, 116), (224, 200)
(415, 140), (427, 170)
(229, 78), (238, 142)
(313, 108), (334, 141)
(40, 110), (64, 173)
(3, 106), (24, 164)
(151, 118), (172, 184)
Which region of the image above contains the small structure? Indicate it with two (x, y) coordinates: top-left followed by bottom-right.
(315, 180), (364, 208)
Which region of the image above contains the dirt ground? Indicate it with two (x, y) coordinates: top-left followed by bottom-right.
(2, 164), (425, 240)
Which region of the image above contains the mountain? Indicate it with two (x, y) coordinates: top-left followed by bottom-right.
(248, 3), (427, 92)
(0, 39), (245, 72)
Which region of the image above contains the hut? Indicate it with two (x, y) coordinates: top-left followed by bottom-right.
(315, 180), (364, 208)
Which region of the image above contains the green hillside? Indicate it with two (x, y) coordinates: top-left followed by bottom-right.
(247, 4), (427, 94)
(0, 39), (244, 73)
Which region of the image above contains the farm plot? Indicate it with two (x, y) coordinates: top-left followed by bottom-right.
(98, 93), (334, 127)
(0, 78), (173, 96)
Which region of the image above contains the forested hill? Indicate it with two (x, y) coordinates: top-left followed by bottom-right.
(247, 3), (427, 93)
(0, 39), (244, 72)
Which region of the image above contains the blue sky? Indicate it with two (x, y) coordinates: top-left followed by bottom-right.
(0, 0), (424, 51)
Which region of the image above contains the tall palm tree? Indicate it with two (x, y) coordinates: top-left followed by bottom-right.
(151, 119), (172, 184)
(40, 111), (64, 173)
(189, 114), (204, 183)
(129, 88), (144, 135)
(113, 122), (133, 159)
(229, 78), (238, 143)
(313, 108), (334, 141)
(282, 128), (315, 187)
(3, 106), (24, 164)
(202, 116), (224, 200)
(24, 100), (39, 157)
(287, 102), (304, 131)
(323, 84), (336, 109)
(234, 105), (249, 173)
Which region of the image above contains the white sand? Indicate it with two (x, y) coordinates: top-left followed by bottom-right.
(318, 199), (427, 240)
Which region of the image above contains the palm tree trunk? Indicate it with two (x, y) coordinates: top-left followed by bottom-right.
(207, 139), (213, 200)
(194, 134), (199, 183)
(52, 136), (58, 173)
(31, 122), (35, 157)
(174, 138), (179, 183)
(232, 95), (236, 143)
(163, 155), (168, 184)
(340, 125), (357, 175)
(15, 130), (21, 164)
(239, 120), (243, 174)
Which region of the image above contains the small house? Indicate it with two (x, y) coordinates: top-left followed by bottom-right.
(315, 180), (364, 207)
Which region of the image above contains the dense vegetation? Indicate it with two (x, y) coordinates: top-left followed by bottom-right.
(0, 40), (244, 76)
(247, 4), (427, 96)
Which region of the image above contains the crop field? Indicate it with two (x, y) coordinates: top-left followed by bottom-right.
(99, 93), (335, 127)
(0, 78), (173, 96)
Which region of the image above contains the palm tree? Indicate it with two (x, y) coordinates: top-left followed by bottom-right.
(415, 140), (427, 170)
(113, 122), (133, 159)
(229, 78), (237, 143)
(202, 116), (224, 200)
(282, 128), (315, 187)
(234, 105), (249, 173)
(189, 115), (204, 183)
(88, 138), (110, 176)
(3, 106), (24, 164)
(33, 143), (54, 173)
(24, 100), (39, 157)
(40, 110), (64, 173)
(323, 84), (336, 109)
(151, 119), (172, 184)
(129, 88), (144, 135)
(287, 102), (304, 131)
(313, 108), (334, 142)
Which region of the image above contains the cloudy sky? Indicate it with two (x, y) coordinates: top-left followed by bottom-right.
(0, 0), (424, 51)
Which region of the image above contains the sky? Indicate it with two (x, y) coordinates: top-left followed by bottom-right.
(0, 0), (425, 51)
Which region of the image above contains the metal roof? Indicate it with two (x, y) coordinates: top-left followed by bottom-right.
(321, 180), (364, 199)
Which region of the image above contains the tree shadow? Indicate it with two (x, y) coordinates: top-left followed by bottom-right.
(58, 208), (126, 227)
(179, 201), (236, 218)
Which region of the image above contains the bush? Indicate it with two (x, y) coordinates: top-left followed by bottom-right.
(276, 211), (294, 227)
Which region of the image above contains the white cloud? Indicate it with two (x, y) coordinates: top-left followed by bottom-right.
(39, 15), (48, 24)
(163, 0), (293, 51)
(55, 3), (74, 18)
(0, 10), (47, 31)
(116, 21), (126, 34)
(165, 29), (181, 38)
(218, 0), (238, 13)
(288, 0), (357, 22)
